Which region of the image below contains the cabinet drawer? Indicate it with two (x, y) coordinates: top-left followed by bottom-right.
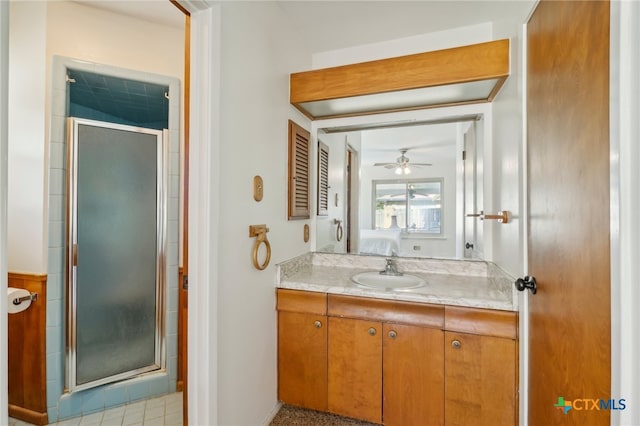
(445, 305), (517, 339)
(328, 294), (444, 328)
(277, 289), (327, 315)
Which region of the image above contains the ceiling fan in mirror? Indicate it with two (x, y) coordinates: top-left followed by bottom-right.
(373, 149), (432, 175)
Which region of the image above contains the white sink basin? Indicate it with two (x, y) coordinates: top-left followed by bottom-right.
(351, 271), (426, 290)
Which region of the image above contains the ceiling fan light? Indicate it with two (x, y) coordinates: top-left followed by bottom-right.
(395, 164), (411, 175)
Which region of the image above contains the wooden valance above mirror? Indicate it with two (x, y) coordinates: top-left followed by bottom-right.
(290, 39), (510, 120)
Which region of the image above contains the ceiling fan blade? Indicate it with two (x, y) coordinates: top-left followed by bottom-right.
(411, 163), (433, 166)
(373, 162), (397, 167)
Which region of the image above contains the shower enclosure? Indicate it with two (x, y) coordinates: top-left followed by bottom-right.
(66, 117), (167, 392)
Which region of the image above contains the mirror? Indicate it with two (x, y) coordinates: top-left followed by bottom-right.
(313, 107), (487, 260)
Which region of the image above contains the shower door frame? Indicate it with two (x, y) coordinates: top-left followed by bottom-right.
(65, 117), (168, 393)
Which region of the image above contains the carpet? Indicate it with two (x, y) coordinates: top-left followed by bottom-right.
(269, 405), (382, 426)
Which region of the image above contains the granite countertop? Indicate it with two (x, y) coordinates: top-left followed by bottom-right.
(276, 253), (518, 312)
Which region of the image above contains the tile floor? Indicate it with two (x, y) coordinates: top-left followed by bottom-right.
(9, 392), (183, 426)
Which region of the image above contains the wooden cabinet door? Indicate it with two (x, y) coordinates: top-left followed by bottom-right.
(444, 331), (516, 426)
(383, 323), (444, 426)
(328, 317), (382, 423)
(278, 311), (327, 411)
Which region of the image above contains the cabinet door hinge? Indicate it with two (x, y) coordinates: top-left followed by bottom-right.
(182, 274), (188, 290)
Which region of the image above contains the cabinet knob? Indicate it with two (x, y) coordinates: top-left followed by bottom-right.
(388, 330), (397, 339)
(451, 339), (461, 349)
(313, 320), (322, 328)
(368, 327), (377, 336)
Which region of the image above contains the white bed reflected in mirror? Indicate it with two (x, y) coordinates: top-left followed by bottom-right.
(312, 106), (488, 260)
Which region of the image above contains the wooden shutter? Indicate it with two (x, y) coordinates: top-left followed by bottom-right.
(288, 120), (311, 219)
(317, 141), (329, 216)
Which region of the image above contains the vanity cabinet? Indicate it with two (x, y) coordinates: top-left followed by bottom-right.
(276, 289), (328, 411)
(276, 290), (517, 426)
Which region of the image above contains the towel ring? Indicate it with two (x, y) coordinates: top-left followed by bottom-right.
(334, 219), (343, 242)
(249, 225), (271, 270)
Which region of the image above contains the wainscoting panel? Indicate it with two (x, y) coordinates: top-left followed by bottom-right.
(8, 272), (48, 425)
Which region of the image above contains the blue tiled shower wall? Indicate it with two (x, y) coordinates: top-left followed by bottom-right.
(46, 56), (181, 422)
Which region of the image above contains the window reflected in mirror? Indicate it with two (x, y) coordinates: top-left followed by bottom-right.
(373, 179), (443, 236)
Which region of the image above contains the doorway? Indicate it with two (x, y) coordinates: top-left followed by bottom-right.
(44, 57), (181, 421)
(1, 1), (190, 423)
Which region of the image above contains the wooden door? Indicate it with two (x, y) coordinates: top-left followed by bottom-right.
(328, 317), (382, 423)
(444, 331), (516, 426)
(527, 1), (610, 425)
(278, 311), (328, 411)
(383, 323), (444, 426)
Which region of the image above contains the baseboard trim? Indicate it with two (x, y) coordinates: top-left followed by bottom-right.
(9, 404), (48, 425)
(262, 401), (283, 426)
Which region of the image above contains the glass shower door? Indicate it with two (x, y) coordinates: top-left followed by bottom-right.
(67, 118), (166, 392)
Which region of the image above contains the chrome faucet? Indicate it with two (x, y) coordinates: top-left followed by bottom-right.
(380, 258), (403, 276)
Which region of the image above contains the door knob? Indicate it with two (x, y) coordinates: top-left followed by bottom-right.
(515, 276), (537, 294)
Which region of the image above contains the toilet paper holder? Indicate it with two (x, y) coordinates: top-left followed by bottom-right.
(12, 292), (38, 306)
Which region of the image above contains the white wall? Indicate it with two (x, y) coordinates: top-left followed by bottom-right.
(7, 1), (47, 273)
(490, 19), (528, 277)
(312, 22), (492, 68)
(490, 17), (530, 426)
(45, 2), (184, 77)
(216, 3), (312, 424)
